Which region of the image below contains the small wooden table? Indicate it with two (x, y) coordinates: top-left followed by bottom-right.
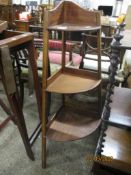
(92, 27), (131, 175)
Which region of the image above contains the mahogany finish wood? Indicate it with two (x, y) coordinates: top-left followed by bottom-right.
(0, 45), (34, 160)
(0, 116), (11, 130)
(47, 1), (100, 27)
(0, 20), (13, 130)
(47, 67), (101, 93)
(0, 30), (41, 160)
(92, 24), (131, 175)
(42, 0), (102, 168)
(0, 32), (33, 48)
(15, 20), (30, 32)
(0, 97), (13, 130)
(48, 25), (100, 32)
(47, 71), (101, 93)
(0, 4), (26, 29)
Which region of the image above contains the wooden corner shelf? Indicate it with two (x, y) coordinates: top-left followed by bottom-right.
(42, 0), (102, 168)
(48, 23), (100, 32)
(47, 106), (101, 141)
(104, 87), (131, 128)
(95, 126), (131, 174)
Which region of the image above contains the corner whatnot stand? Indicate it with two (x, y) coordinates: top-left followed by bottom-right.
(42, 1), (102, 168)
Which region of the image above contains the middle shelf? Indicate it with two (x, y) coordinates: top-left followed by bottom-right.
(46, 67), (101, 93)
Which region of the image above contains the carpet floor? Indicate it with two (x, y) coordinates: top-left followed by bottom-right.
(0, 83), (100, 175)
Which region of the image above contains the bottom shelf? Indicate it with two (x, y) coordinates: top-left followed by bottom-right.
(47, 106), (101, 141)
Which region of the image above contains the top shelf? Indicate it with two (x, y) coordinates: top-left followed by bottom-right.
(48, 23), (101, 32)
(46, 1), (101, 32)
(43, 1), (101, 94)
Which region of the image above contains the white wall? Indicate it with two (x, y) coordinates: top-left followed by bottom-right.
(12, 0), (130, 14)
(121, 0), (130, 13)
(90, 0), (116, 9)
(13, 0), (41, 5)
(13, 0), (54, 5)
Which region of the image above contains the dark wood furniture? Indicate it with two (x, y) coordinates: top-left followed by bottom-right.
(15, 18), (35, 32)
(0, 20), (12, 130)
(15, 20), (31, 32)
(0, 30), (41, 159)
(42, 0), (102, 168)
(92, 24), (131, 175)
(79, 32), (127, 86)
(0, 3), (26, 29)
(79, 33), (112, 73)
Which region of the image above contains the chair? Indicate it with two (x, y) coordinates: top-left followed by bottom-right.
(0, 30), (41, 159)
(33, 36), (82, 77)
(0, 45), (34, 160)
(79, 33), (127, 86)
(19, 37), (81, 103)
(0, 20), (13, 130)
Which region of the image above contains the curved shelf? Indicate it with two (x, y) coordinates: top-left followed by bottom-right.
(47, 106), (101, 141)
(48, 23), (100, 32)
(47, 68), (101, 94)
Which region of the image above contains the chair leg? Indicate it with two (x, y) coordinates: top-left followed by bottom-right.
(19, 80), (25, 108)
(0, 97), (16, 130)
(9, 94), (34, 160)
(0, 116), (11, 130)
(79, 60), (84, 69)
